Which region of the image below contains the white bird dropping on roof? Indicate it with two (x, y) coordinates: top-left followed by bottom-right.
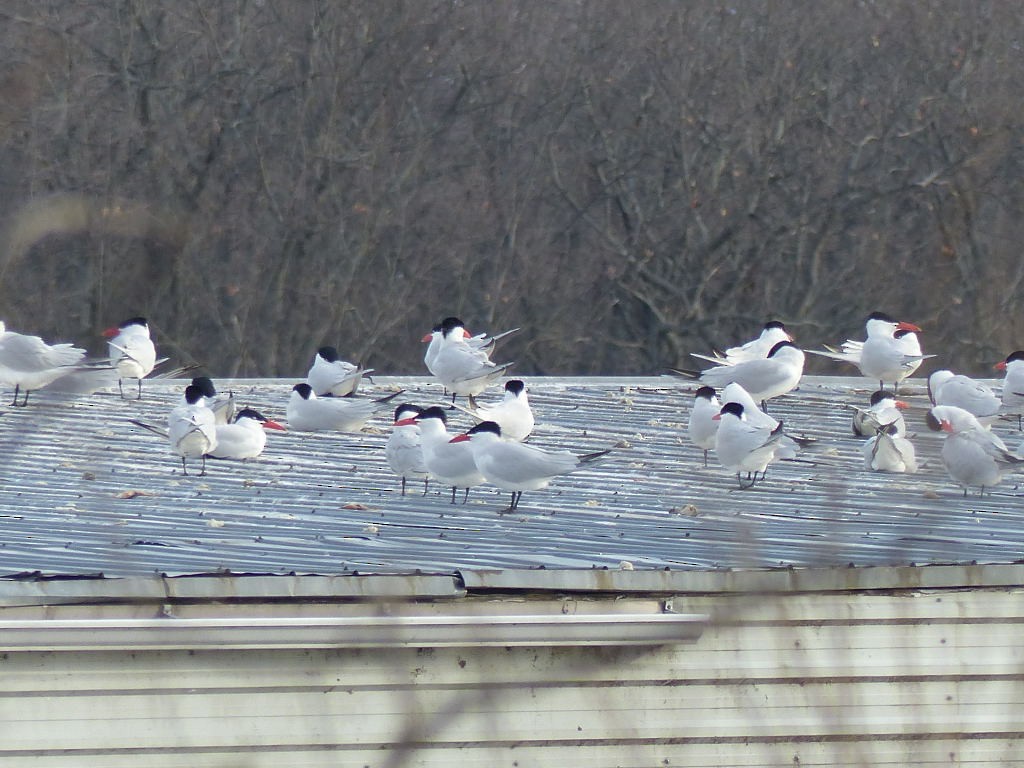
(103, 316), (157, 400)
(305, 346), (373, 397)
(422, 317), (514, 401)
(451, 420), (611, 511)
(286, 383), (398, 432)
(694, 341), (804, 410)
(167, 384), (218, 476)
(415, 406), (485, 503)
(861, 424), (917, 473)
(852, 390), (908, 438)
(809, 312), (931, 392)
(208, 407), (285, 460)
(712, 401), (786, 488)
(691, 320), (792, 366)
(927, 369), (1000, 426)
(385, 404), (429, 496)
(0, 320), (90, 406)
(454, 379), (534, 441)
(927, 405), (1024, 496)
(687, 386), (720, 466)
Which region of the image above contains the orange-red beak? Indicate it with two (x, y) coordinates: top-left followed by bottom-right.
(896, 321), (921, 333)
(394, 417), (418, 427)
(895, 400), (908, 410)
(449, 434), (470, 443)
(262, 420), (286, 431)
(102, 326), (119, 338)
(995, 361), (1008, 371)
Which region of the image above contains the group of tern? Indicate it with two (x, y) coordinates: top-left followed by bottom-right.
(684, 312), (1024, 495)
(4, 310), (1024, 502)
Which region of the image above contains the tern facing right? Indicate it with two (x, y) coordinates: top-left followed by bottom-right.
(810, 312), (930, 391)
(927, 405), (1024, 496)
(0, 321), (89, 406)
(691, 320), (793, 366)
(208, 407), (285, 460)
(689, 341), (805, 410)
(451, 420), (611, 510)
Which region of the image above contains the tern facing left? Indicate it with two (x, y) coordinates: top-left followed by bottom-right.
(0, 321), (90, 406)
(451, 421), (611, 510)
(927, 405), (1024, 496)
(305, 346), (373, 397)
(422, 317), (514, 400)
(208, 407), (285, 460)
(852, 390), (908, 438)
(712, 401), (786, 488)
(103, 316), (157, 399)
(167, 384), (218, 476)
(386, 404), (429, 496)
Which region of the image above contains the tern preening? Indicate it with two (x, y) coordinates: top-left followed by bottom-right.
(167, 384), (218, 476)
(927, 405), (1024, 496)
(286, 382), (399, 432)
(712, 401), (786, 488)
(208, 407), (285, 460)
(305, 346), (373, 397)
(861, 424), (917, 473)
(0, 321), (92, 406)
(414, 406), (484, 503)
(385, 403), (429, 496)
(103, 317), (157, 400)
(422, 317), (515, 401)
(852, 390), (908, 438)
(189, 376), (236, 425)
(809, 312), (931, 392)
(451, 420), (611, 511)
(452, 379), (534, 442)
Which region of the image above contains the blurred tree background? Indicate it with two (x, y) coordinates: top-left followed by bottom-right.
(0, 0), (1022, 377)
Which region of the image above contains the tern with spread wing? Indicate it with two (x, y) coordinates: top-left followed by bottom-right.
(810, 312), (931, 391)
(452, 379), (534, 442)
(852, 390), (908, 438)
(691, 320), (792, 366)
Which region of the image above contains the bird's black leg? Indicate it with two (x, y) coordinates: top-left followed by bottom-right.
(422, 478), (429, 496)
(19, 388), (30, 407)
(136, 378), (143, 400)
(702, 449), (708, 468)
(400, 477), (407, 497)
(199, 456), (207, 477)
(117, 379), (125, 399)
(449, 486), (457, 504)
(181, 457), (189, 476)
(462, 487), (470, 504)
(10, 385), (21, 407)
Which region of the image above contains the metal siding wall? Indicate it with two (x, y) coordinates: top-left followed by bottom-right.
(0, 589), (1022, 766)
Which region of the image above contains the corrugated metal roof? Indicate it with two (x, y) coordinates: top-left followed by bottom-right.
(0, 375), (1021, 579)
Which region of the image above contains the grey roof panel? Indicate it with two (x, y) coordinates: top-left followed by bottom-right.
(0, 376), (1021, 578)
